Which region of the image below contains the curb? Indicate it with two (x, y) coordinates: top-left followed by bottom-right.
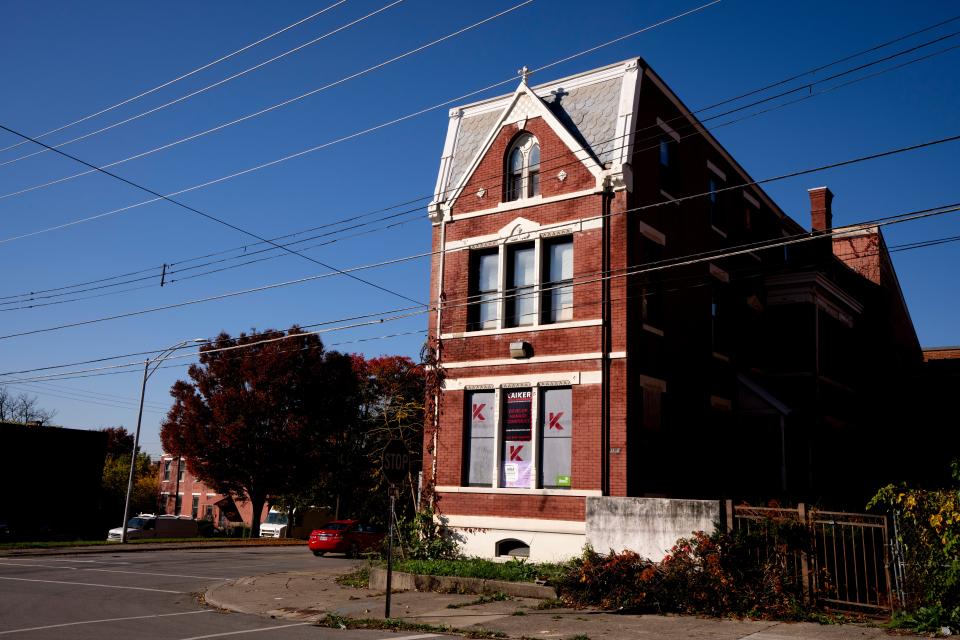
(368, 567), (557, 599)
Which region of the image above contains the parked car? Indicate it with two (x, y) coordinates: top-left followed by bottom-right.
(307, 520), (385, 557)
(259, 510), (288, 538)
(107, 514), (198, 541)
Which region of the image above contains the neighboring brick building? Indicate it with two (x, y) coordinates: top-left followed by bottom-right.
(157, 455), (269, 528)
(423, 58), (923, 560)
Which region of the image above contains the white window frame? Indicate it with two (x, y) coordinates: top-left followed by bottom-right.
(504, 134), (541, 202)
(473, 384), (574, 491)
(472, 235), (573, 332)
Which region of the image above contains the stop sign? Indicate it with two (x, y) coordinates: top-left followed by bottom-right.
(382, 440), (410, 485)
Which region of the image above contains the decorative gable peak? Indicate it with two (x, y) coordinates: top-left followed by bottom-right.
(500, 216), (540, 242)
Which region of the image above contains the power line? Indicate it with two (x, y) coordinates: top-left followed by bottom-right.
(0, 0), (404, 168)
(0, 22), (956, 318)
(0, 0), (722, 246)
(0, 1), (348, 155)
(1, 203), (956, 386)
(0, 125), (960, 350)
(4, 15), (955, 210)
(3, 28), (955, 311)
(0, 131), (956, 344)
(0, 121), (424, 306)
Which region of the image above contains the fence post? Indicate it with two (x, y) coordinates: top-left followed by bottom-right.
(797, 502), (812, 605)
(725, 499), (734, 532)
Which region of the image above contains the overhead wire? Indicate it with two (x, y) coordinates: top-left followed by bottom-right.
(0, 133), (956, 344)
(0, 0), (348, 155)
(0, 0), (404, 168)
(0, 0), (723, 246)
(2, 26), (957, 312)
(1, 205), (957, 387)
(1, 38), (957, 315)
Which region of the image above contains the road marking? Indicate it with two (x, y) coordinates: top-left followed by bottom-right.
(0, 610), (212, 635)
(0, 576), (181, 593)
(44, 558), (131, 565)
(0, 561), (230, 580)
(176, 623), (311, 639)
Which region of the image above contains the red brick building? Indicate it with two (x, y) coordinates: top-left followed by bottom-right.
(423, 58), (922, 560)
(157, 455), (269, 528)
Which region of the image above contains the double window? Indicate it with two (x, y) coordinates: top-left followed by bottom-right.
(467, 236), (574, 331)
(464, 387), (573, 489)
(505, 134), (541, 202)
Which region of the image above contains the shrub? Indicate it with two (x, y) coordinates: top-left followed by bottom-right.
(393, 506), (461, 560)
(555, 520), (812, 618)
(869, 461), (960, 633)
(392, 556), (564, 583)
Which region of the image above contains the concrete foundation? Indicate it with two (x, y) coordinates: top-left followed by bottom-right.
(585, 496), (720, 560)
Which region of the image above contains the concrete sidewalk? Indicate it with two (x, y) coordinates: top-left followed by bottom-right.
(203, 564), (925, 640)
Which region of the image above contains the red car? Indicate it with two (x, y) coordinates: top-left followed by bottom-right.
(308, 520), (385, 557)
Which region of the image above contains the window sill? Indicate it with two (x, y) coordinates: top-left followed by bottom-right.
(712, 351), (730, 362)
(442, 318), (602, 339)
(436, 485), (601, 497)
(659, 189), (678, 202)
(711, 225), (728, 238)
(642, 323), (664, 336)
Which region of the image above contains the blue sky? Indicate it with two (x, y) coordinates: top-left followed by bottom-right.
(1, 0), (957, 456)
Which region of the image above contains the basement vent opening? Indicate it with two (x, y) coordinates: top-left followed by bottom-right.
(495, 538), (530, 558)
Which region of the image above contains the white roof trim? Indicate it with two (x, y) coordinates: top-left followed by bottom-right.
(443, 81), (606, 213)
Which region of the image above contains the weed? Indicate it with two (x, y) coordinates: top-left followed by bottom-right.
(334, 567), (370, 589)
(535, 598), (566, 610)
(511, 609), (526, 616)
(389, 557), (565, 583)
(447, 592), (511, 609)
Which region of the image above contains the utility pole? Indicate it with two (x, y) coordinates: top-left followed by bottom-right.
(120, 360), (150, 544)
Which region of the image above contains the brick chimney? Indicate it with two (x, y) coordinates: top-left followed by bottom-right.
(808, 186), (833, 231)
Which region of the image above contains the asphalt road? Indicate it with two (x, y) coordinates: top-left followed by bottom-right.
(0, 547), (441, 640)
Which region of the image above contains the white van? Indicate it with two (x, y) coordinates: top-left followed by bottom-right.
(259, 510), (288, 538)
(107, 514), (198, 541)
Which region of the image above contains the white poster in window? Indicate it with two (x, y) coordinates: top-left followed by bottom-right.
(501, 389), (532, 488)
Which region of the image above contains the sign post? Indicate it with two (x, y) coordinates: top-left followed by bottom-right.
(381, 440), (409, 619)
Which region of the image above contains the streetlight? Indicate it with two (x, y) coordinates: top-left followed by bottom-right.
(121, 338), (208, 543)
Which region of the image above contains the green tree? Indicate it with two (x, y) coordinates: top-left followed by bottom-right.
(99, 426), (158, 524)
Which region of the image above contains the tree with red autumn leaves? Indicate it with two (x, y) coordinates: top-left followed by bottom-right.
(160, 327), (357, 536)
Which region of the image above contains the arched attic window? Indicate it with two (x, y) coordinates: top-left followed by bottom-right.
(504, 134), (541, 202)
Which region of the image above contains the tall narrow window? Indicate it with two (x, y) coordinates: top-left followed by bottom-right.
(469, 250), (499, 330)
(163, 459), (171, 481)
(540, 388), (572, 488)
(177, 459), (185, 482)
(175, 494), (183, 515)
(191, 495), (200, 519)
(640, 235), (665, 329)
(711, 288), (729, 355)
(506, 147), (524, 202)
(505, 244), (536, 327)
(709, 175), (726, 232)
(542, 238), (573, 323)
(528, 143), (540, 197)
(504, 134), (541, 202)
(659, 135), (679, 195)
(501, 389), (533, 488)
(465, 391), (495, 487)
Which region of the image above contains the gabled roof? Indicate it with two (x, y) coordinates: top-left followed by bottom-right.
(431, 59), (639, 216)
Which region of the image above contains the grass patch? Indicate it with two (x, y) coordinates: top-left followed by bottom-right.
(390, 557), (565, 583)
(534, 598), (566, 610)
(317, 614), (507, 638)
(447, 592), (511, 609)
(511, 609), (526, 616)
(569, 635), (590, 640)
(334, 566), (369, 589)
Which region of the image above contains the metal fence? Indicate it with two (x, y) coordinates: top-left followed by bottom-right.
(727, 501), (893, 612)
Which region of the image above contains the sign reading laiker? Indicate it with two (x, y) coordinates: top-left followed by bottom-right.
(501, 389), (532, 487)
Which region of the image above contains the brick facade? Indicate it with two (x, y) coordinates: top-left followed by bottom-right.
(423, 58), (923, 560)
